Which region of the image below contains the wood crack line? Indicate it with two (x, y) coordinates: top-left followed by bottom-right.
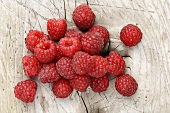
(77, 91), (89, 113)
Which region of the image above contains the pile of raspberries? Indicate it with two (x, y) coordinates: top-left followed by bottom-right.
(14, 4), (142, 103)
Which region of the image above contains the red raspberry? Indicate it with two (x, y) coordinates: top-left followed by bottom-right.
(81, 32), (104, 55)
(88, 56), (108, 78)
(56, 57), (76, 79)
(72, 51), (93, 75)
(58, 37), (81, 58)
(89, 25), (109, 45)
(52, 79), (73, 98)
(38, 62), (61, 83)
(34, 40), (57, 63)
(120, 24), (142, 46)
(26, 30), (49, 52)
(22, 55), (42, 77)
(47, 18), (67, 40)
(55, 45), (64, 61)
(115, 74), (138, 96)
(69, 74), (91, 92)
(106, 51), (125, 76)
(90, 75), (109, 92)
(14, 80), (37, 103)
(72, 4), (95, 30)
(65, 29), (82, 39)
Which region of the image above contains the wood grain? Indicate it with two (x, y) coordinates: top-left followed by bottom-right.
(0, 0), (170, 113)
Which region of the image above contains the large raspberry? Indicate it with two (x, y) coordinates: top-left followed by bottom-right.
(65, 29), (82, 39)
(52, 79), (73, 98)
(115, 74), (138, 96)
(81, 32), (104, 55)
(34, 40), (57, 63)
(72, 4), (95, 30)
(47, 18), (67, 40)
(14, 80), (37, 103)
(107, 51), (125, 76)
(88, 56), (108, 78)
(38, 62), (61, 83)
(56, 57), (76, 79)
(120, 24), (142, 46)
(89, 25), (109, 45)
(69, 74), (91, 92)
(72, 51), (93, 75)
(90, 75), (109, 92)
(22, 55), (42, 77)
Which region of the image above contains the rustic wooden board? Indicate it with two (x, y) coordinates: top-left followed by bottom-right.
(0, 0), (170, 113)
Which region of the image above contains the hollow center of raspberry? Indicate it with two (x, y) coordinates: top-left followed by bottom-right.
(64, 40), (73, 47)
(42, 44), (50, 50)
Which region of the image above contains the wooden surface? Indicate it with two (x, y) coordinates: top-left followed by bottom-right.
(0, 0), (170, 113)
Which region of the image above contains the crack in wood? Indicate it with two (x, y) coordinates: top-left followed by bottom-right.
(63, 0), (66, 20)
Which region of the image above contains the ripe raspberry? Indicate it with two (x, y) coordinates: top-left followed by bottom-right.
(90, 75), (109, 92)
(55, 45), (64, 61)
(14, 80), (37, 103)
(115, 74), (138, 96)
(88, 56), (108, 78)
(89, 25), (109, 45)
(34, 40), (57, 63)
(69, 74), (91, 92)
(72, 4), (95, 30)
(72, 51), (93, 75)
(56, 57), (76, 79)
(38, 62), (61, 83)
(120, 24), (142, 46)
(58, 37), (81, 58)
(47, 18), (67, 40)
(65, 29), (82, 39)
(26, 30), (49, 52)
(81, 32), (104, 55)
(22, 55), (42, 77)
(107, 51), (125, 76)
(52, 79), (73, 98)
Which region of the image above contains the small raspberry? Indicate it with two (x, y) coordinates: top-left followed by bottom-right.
(120, 24), (142, 46)
(14, 80), (37, 103)
(107, 51), (125, 76)
(88, 56), (108, 78)
(26, 30), (49, 52)
(47, 18), (67, 40)
(65, 29), (82, 39)
(81, 32), (104, 55)
(69, 74), (91, 92)
(89, 25), (109, 45)
(115, 74), (138, 96)
(38, 62), (61, 83)
(72, 51), (93, 75)
(90, 75), (109, 92)
(58, 37), (81, 58)
(22, 55), (42, 77)
(55, 45), (64, 61)
(34, 40), (57, 63)
(72, 4), (95, 30)
(52, 79), (73, 98)
(56, 57), (76, 79)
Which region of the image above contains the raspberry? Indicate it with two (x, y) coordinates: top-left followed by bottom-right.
(69, 74), (91, 92)
(65, 29), (82, 39)
(26, 30), (49, 52)
(72, 4), (95, 30)
(90, 75), (109, 92)
(89, 25), (109, 45)
(58, 37), (81, 58)
(115, 74), (138, 96)
(106, 51), (125, 76)
(52, 79), (73, 98)
(81, 32), (104, 55)
(47, 18), (67, 40)
(120, 24), (142, 46)
(88, 56), (108, 78)
(56, 57), (76, 79)
(55, 45), (64, 61)
(34, 40), (57, 63)
(72, 51), (93, 75)
(38, 62), (61, 83)
(14, 80), (37, 103)
(22, 55), (42, 77)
